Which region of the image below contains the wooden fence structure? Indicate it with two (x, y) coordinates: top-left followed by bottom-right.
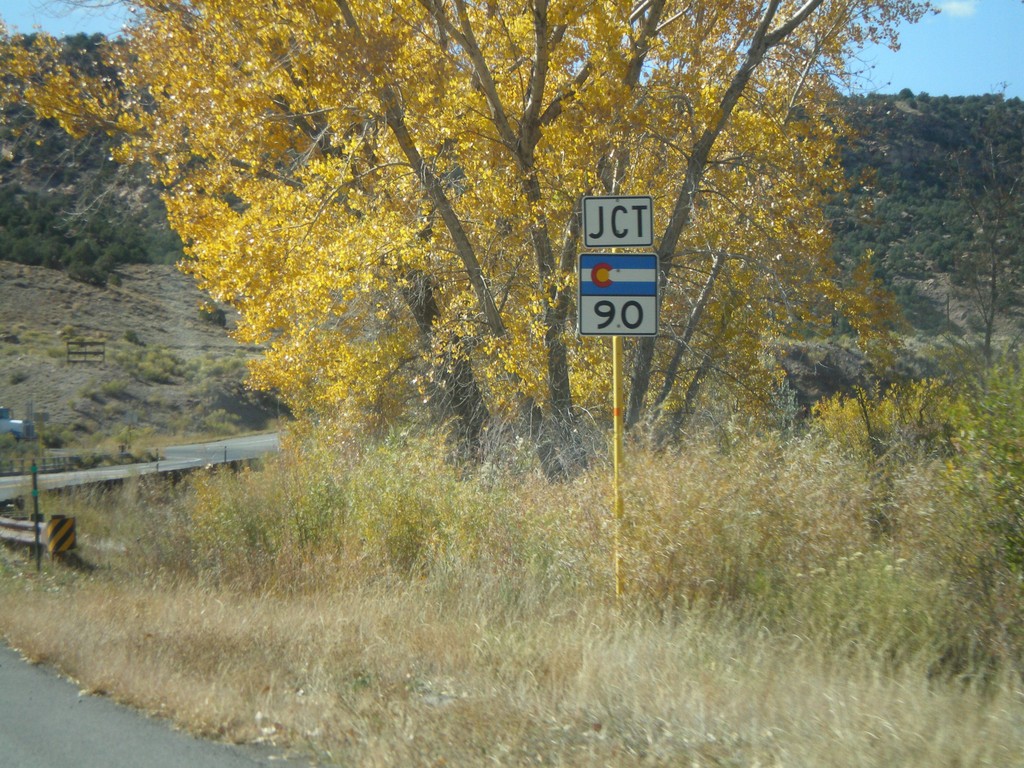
(66, 340), (105, 364)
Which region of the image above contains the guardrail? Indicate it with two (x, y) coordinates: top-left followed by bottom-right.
(0, 515), (42, 547)
(0, 460), (78, 569)
(0, 455), (89, 477)
(0, 514), (76, 558)
(2, 434), (279, 507)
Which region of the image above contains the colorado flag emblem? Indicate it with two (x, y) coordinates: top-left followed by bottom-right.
(579, 254), (658, 296)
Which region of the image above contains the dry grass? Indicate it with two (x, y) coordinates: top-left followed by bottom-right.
(2, 578), (1021, 766)
(1, 427), (1023, 766)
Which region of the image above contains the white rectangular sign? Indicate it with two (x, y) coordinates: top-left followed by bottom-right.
(578, 295), (658, 336)
(582, 195), (654, 248)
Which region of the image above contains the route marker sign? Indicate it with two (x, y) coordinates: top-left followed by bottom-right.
(578, 253), (659, 336)
(581, 195), (654, 248)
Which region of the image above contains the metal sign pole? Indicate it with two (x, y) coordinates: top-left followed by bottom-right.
(580, 194), (658, 601)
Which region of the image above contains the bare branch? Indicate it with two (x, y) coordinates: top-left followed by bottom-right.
(334, 0), (506, 337)
(382, 86), (506, 336)
(446, 0), (519, 151)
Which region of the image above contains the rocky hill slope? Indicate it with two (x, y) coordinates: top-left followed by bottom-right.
(0, 260), (278, 447)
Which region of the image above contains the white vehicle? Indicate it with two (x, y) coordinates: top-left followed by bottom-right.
(0, 408), (35, 441)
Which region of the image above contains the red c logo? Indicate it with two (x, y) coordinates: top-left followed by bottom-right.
(590, 262), (613, 288)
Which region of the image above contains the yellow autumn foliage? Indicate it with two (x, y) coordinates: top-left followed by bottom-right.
(2, 1), (927, 448)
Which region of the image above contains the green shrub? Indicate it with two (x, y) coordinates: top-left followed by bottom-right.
(786, 550), (953, 667)
(199, 304), (227, 327)
(933, 358), (1024, 665)
(188, 466), (285, 581)
(114, 345), (185, 384)
(184, 353), (248, 392)
(41, 425), (70, 449)
(123, 330), (144, 346)
(947, 359), (1024, 573)
(813, 379), (955, 460)
(99, 378), (131, 399)
(199, 408), (240, 436)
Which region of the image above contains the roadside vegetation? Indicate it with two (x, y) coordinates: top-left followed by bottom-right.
(1, 354), (1022, 766)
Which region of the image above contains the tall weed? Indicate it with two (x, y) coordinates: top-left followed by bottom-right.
(137, 419), (1023, 669)
(940, 358), (1024, 665)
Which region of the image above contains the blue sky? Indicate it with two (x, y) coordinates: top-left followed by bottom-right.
(2, 1), (1022, 98)
(855, 1), (1024, 98)
(2, 1), (129, 38)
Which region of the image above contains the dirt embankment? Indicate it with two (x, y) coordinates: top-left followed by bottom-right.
(0, 260), (275, 440)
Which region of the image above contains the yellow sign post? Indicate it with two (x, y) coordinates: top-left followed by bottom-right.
(612, 335), (625, 598)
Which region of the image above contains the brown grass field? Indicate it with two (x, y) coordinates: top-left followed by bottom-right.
(2, 424), (1023, 766)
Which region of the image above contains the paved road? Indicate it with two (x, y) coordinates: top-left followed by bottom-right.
(0, 645), (305, 768)
(162, 433), (280, 464)
(0, 433), (280, 502)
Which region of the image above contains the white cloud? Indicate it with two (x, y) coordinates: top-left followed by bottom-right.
(939, 1), (979, 17)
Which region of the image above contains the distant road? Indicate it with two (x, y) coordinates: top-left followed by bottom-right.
(162, 433), (280, 464)
(0, 433), (279, 502)
(0, 645), (302, 768)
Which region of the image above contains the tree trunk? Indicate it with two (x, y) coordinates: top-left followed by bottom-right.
(401, 270), (490, 458)
(624, 1), (825, 429)
(520, 165), (587, 477)
(655, 350), (714, 445)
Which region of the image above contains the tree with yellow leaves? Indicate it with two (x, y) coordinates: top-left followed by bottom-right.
(4, 1), (925, 474)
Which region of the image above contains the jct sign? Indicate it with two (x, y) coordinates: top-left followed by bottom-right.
(581, 195), (653, 248)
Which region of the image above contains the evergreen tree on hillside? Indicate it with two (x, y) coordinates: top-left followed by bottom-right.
(830, 92), (1024, 336)
(0, 33), (182, 284)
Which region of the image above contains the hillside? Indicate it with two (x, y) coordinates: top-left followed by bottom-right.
(0, 35), (182, 285)
(0, 260), (278, 447)
(832, 91), (1024, 337)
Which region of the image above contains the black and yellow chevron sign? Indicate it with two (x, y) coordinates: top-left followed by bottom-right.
(46, 516), (76, 556)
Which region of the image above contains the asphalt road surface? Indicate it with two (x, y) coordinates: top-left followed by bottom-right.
(0, 645), (305, 768)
